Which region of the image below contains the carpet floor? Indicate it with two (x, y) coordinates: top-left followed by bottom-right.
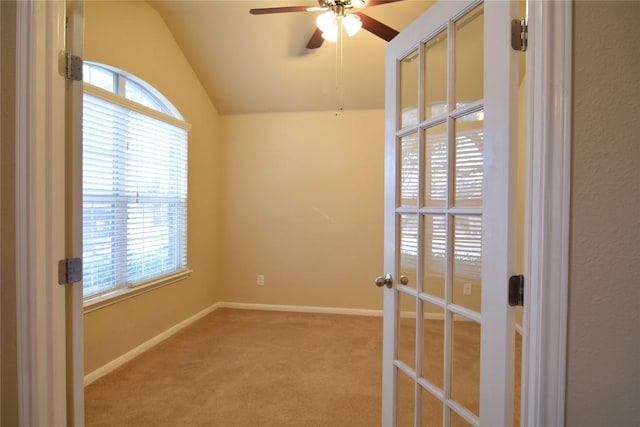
(85, 308), (520, 426)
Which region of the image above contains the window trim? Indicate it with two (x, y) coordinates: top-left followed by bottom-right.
(83, 269), (192, 313)
(84, 83), (191, 131)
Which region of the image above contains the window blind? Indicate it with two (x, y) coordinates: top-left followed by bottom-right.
(82, 91), (188, 299)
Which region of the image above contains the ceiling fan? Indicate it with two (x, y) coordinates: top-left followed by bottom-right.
(249, 0), (404, 49)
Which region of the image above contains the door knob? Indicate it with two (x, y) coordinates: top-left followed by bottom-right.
(375, 274), (393, 288)
(400, 275), (409, 286)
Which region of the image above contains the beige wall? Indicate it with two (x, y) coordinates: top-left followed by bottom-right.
(83, 1), (222, 373)
(220, 110), (384, 310)
(567, 1), (640, 425)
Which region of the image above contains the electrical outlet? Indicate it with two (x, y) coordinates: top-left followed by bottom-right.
(463, 283), (472, 296)
(257, 274), (265, 286)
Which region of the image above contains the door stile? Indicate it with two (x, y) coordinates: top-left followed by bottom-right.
(413, 37), (426, 426)
(479, 1), (519, 425)
(443, 82), (455, 426)
(64, 0), (85, 425)
(382, 45), (399, 424)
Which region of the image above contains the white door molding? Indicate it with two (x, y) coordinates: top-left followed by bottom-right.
(15, 0), (68, 425)
(522, 0), (572, 425)
(65, 1), (86, 424)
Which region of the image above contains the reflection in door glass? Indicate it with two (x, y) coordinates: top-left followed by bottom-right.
(397, 368), (416, 427)
(397, 291), (417, 369)
(454, 111), (484, 207)
(422, 301), (444, 390)
(451, 319), (481, 417)
(454, 3), (484, 108)
(451, 408), (475, 427)
(423, 123), (448, 208)
(400, 133), (419, 207)
(399, 214), (418, 290)
(423, 30), (448, 120)
(421, 386), (444, 427)
(422, 214), (446, 299)
(400, 50), (419, 128)
(452, 215), (482, 313)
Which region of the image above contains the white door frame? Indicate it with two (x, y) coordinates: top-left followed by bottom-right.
(522, 0), (572, 425)
(12, 0), (572, 425)
(14, 0), (68, 425)
(64, 0), (86, 425)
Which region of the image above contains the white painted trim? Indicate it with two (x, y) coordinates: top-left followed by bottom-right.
(65, 1), (86, 424)
(84, 303), (220, 386)
(521, 0), (572, 426)
(83, 269), (193, 313)
(83, 83), (191, 131)
(15, 1), (67, 425)
(218, 302), (383, 317)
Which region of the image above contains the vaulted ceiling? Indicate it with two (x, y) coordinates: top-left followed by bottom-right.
(147, 0), (433, 114)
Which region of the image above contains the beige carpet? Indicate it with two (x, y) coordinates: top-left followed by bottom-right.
(85, 309), (520, 426)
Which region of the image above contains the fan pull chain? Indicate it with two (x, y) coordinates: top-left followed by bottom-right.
(335, 22), (344, 116)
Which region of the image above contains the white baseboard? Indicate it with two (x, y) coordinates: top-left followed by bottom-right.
(84, 302), (220, 386)
(217, 301), (383, 317)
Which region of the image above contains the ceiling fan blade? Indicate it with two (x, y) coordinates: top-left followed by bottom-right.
(306, 28), (325, 49)
(249, 6), (314, 15)
(352, 12), (399, 42)
(361, 0), (405, 8)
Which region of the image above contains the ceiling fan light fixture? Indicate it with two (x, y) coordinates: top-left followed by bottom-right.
(321, 26), (338, 42)
(343, 14), (362, 37)
(316, 11), (337, 33)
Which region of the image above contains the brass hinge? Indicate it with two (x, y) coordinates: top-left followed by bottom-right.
(60, 52), (83, 81)
(58, 258), (83, 285)
(511, 19), (528, 52)
(508, 275), (524, 306)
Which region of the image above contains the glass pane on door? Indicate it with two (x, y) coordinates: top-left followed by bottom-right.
(424, 30), (448, 120)
(422, 301), (444, 390)
(454, 112), (484, 207)
(421, 388), (444, 427)
(451, 319), (481, 416)
(423, 123), (448, 208)
(400, 50), (420, 128)
(454, 3), (484, 108)
(398, 291), (417, 369)
(397, 369), (416, 427)
(401, 133), (420, 207)
(451, 410), (474, 427)
(399, 214), (418, 290)
(422, 214), (446, 299)
(452, 215), (482, 312)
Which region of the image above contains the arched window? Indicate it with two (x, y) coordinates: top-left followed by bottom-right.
(82, 62), (190, 304)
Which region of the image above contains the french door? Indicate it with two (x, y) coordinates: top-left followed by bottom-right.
(381, 0), (521, 425)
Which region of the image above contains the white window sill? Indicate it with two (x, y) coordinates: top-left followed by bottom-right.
(82, 269), (192, 314)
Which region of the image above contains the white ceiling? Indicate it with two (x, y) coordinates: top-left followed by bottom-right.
(147, 0), (433, 114)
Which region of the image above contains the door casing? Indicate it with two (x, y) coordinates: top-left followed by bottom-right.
(521, 1), (572, 425)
